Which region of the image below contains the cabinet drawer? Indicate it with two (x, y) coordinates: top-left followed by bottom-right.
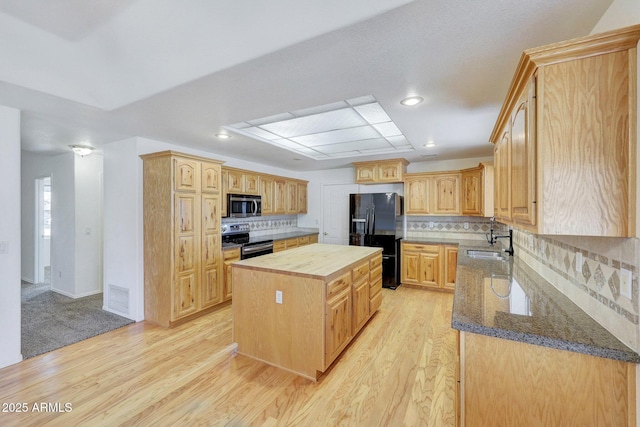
(298, 235), (310, 246)
(223, 247), (241, 261)
(370, 277), (382, 294)
(352, 261), (370, 282)
(327, 272), (352, 300)
(370, 290), (382, 313)
(403, 243), (440, 253)
(370, 265), (382, 282)
(370, 255), (382, 269)
(273, 240), (286, 252)
(285, 238), (299, 249)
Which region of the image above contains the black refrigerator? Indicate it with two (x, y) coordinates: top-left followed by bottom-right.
(349, 193), (402, 289)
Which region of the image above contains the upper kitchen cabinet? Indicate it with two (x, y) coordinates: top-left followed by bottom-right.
(461, 163), (494, 217)
(489, 25), (640, 237)
(353, 158), (409, 184)
(221, 166), (308, 216)
(404, 172), (461, 216)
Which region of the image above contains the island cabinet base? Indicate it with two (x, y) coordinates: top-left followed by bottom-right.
(232, 244), (382, 381)
(458, 331), (636, 427)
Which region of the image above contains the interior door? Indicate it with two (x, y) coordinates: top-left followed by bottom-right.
(321, 184), (359, 245)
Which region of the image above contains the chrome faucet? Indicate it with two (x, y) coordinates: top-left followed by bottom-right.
(487, 217), (514, 256)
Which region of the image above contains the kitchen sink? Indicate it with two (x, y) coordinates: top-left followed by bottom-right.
(466, 249), (507, 261)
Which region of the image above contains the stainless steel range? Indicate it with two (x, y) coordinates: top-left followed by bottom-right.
(222, 223), (274, 259)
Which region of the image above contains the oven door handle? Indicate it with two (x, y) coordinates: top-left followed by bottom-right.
(242, 243), (274, 254)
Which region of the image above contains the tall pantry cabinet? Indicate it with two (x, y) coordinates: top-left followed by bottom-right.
(141, 151), (224, 327)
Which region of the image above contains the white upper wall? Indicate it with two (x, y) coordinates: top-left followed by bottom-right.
(590, 0), (640, 33)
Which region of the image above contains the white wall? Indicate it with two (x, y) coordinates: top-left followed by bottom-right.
(591, 0), (640, 34)
(74, 154), (103, 297)
(0, 105), (22, 368)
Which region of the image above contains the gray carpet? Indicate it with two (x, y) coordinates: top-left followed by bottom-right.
(21, 282), (134, 359)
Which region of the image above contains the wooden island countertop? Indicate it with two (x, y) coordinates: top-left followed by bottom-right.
(232, 243), (383, 380)
(232, 243), (382, 279)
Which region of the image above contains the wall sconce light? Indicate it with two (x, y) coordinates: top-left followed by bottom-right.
(69, 145), (94, 157)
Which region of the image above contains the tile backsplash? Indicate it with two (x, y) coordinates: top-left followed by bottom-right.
(513, 228), (640, 351)
(222, 215), (299, 236)
(405, 216), (492, 241)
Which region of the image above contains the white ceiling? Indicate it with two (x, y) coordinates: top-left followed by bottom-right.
(0, 0), (613, 171)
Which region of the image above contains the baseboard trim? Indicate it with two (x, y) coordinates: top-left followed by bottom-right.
(50, 288), (103, 299)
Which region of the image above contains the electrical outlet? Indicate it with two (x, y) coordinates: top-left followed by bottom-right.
(463, 222), (469, 230)
(575, 252), (583, 273)
(528, 234), (534, 248)
(621, 268), (632, 299)
(429, 222), (435, 229)
(0, 240), (7, 254)
(275, 290), (283, 304)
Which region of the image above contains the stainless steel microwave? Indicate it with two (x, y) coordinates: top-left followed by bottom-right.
(228, 194), (261, 218)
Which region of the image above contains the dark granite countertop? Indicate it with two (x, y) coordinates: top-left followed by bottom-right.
(405, 236), (640, 363)
(249, 229), (319, 244)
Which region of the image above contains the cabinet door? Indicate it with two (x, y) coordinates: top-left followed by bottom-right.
(461, 169), (482, 216)
(326, 288), (352, 365)
(405, 177), (429, 215)
(174, 158), (199, 192)
(297, 182), (307, 214)
(221, 169), (228, 217)
(273, 179), (286, 214)
(378, 163), (402, 182)
(201, 195), (221, 308)
(201, 162), (220, 193)
(495, 128), (511, 220)
(444, 246), (458, 290)
(244, 173), (260, 195)
(432, 174), (461, 215)
(355, 164), (377, 183)
(174, 193), (198, 318)
(352, 277), (370, 335)
(286, 181), (298, 214)
(510, 82), (536, 227)
(419, 252), (441, 288)
(401, 250), (421, 284)
(226, 169), (244, 193)
(260, 176), (274, 215)
(174, 273), (198, 319)
(222, 248), (240, 301)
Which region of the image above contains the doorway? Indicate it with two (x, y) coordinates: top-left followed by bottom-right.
(35, 176), (51, 284)
(321, 184), (358, 245)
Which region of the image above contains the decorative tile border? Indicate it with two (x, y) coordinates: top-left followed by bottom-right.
(513, 228), (639, 329)
(406, 216), (491, 239)
(222, 215), (298, 234)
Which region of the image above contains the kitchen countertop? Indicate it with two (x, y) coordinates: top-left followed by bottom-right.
(249, 229), (319, 244)
(232, 243), (381, 280)
(404, 236), (640, 363)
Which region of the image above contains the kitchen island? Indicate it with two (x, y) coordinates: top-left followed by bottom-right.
(232, 243), (383, 380)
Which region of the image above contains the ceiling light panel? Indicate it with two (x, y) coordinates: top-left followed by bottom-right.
(224, 95), (415, 160)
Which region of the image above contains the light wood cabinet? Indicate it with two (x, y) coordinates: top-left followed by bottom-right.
(489, 25), (640, 237)
(141, 151), (224, 327)
(458, 331), (636, 426)
(273, 179), (286, 215)
(353, 158), (409, 184)
(401, 242), (457, 291)
(404, 172), (461, 216)
(461, 163), (494, 217)
(221, 167), (308, 216)
(326, 286), (352, 363)
(297, 182), (307, 214)
(285, 181), (298, 214)
(273, 234), (318, 252)
(223, 247), (240, 302)
(260, 176), (274, 215)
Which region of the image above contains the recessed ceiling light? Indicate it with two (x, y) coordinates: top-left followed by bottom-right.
(215, 133), (231, 139)
(223, 95), (415, 160)
(423, 141), (436, 148)
(400, 96), (424, 106)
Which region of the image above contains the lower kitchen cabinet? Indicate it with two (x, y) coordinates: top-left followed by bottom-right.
(457, 331), (636, 426)
(401, 242), (457, 291)
(222, 247), (240, 301)
(273, 234), (319, 252)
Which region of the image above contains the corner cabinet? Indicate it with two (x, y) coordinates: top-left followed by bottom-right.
(353, 158), (409, 184)
(489, 25), (640, 237)
(141, 151), (225, 327)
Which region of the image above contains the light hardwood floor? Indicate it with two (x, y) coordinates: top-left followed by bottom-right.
(0, 287), (456, 426)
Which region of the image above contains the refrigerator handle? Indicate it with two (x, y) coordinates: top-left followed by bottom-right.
(370, 206), (375, 234)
